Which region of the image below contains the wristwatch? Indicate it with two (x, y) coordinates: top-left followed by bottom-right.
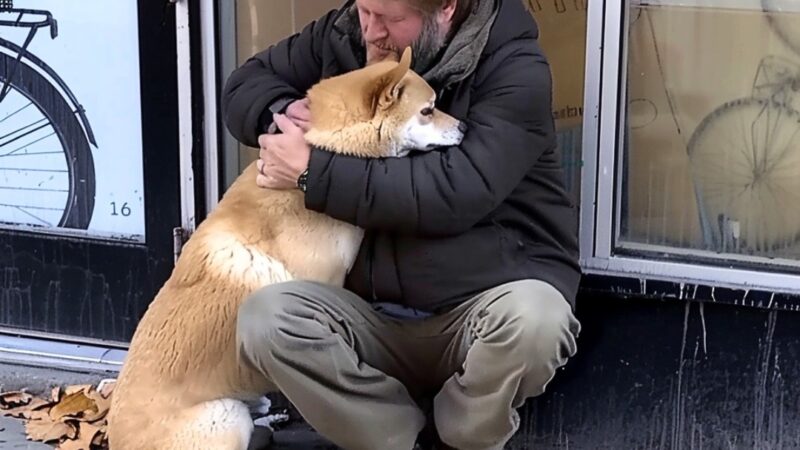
(297, 168), (309, 193)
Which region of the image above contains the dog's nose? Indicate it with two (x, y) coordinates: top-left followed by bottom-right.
(458, 122), (468, 134)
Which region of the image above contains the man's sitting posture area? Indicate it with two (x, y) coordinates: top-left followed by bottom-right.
(222, 0), (582, 448)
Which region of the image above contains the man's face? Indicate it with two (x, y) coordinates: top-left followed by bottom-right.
(356, 0), (449, 68)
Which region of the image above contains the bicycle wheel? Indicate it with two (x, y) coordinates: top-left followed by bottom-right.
(688, 98), (800, 254)
(0, 51), (95, 229)
(763, 0), (800, 56)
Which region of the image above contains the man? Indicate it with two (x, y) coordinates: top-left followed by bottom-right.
(222, 0), (581, 449)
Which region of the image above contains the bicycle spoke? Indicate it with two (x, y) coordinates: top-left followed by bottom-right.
(0, 203), (62, 211)
(0, 167), (67, 172)
(764, 125), (800, 175)
(0, 150), (64, 158)
(0, 115), (47, 143)
(0, 101), (33, 124)
(0, 186), (68, 192)
(4, 205), (52, 227)
(0, 121), (51, 154)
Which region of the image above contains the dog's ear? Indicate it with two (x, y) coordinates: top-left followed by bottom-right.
(373, 47), (413, 112)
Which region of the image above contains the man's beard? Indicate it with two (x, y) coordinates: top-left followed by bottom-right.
(364, 16), (446, 74)
(410, 15), (446, 74)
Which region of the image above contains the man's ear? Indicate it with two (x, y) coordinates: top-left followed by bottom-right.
(374, 47), (412, 111)
(438, 0), (457, 26)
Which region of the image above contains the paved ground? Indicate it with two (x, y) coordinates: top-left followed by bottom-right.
(0, 415), (53, 449)
(0, 362), (337, 449)
(0, 362), (109, 449)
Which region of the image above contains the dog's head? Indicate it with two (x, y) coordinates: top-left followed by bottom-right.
(304, 47), (466, 158)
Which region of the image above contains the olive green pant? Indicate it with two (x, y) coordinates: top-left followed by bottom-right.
(236, 279), (580, 450)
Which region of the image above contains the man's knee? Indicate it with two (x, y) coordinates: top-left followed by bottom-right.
(236, 281), (315, 351)
(484, 280), (580, 357)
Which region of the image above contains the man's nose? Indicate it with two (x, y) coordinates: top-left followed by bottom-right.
(363, 15), (388, 42)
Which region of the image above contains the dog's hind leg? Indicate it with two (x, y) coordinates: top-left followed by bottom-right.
(164, 398), (254, 450)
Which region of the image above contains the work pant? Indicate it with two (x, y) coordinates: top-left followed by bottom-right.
(236, 279), (580, 450)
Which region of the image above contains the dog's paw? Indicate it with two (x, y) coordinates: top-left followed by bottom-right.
(247, 396), (272, 415)
(254, 413), (290, 431)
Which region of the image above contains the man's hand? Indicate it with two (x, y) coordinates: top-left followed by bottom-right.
(257, 114), (311, 190)
(285, 98), (311, 132)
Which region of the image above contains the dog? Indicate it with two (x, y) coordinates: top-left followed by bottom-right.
(107, 47), (465, 450)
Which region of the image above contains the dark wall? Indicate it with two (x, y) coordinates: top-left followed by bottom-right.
(510, 294), (800, 449)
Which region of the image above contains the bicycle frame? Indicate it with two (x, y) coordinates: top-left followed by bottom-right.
(0, 8), (96, 146)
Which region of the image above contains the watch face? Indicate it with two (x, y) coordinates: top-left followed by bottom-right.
(297, 170), (309, 192)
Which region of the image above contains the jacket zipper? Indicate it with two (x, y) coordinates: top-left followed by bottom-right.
(366, 234), (378, 301)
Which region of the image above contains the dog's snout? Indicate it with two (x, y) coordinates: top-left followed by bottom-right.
(458, 121), (468, 134)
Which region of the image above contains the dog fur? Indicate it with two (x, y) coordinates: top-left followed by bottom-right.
(106, 48), (464, 450)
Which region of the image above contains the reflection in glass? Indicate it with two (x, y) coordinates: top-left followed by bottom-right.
(619, 1), (800, 263)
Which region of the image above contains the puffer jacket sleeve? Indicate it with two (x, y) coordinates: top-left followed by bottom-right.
(304, 40), (557, 237)
(221, 10), (338, 148)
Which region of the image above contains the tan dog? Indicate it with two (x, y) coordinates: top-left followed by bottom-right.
(107, 48), (465, 450)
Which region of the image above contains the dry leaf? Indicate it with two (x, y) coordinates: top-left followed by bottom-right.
(49, 390), (97, 421)
(56, 421), (102, 450)
(9, 383), (113, 449)
(1, 398), (53, 419)
(0, 391), (33, 408)
(26, 419), (77, 442)
(97, 379), (116, 399)
(82, 390), (110, 422)
(51, 386), (61, 402)
(64, 385), (93, 396)
(92, 425), (107, 446)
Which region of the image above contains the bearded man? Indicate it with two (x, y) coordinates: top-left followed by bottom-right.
(222, 1), (582, 449)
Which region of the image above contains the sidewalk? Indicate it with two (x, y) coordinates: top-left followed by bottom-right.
(0, 361), (337, 449)
(0, 362), (107, 449)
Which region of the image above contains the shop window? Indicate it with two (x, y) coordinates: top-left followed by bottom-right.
(617, 0), (800, 267)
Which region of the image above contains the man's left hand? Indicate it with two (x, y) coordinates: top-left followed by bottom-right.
(257, 114), (311, 190)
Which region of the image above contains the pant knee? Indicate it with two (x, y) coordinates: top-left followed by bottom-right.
(482, 280), (580, 358)
(238, 282), (294, 339)
(236, 281), (321, 364)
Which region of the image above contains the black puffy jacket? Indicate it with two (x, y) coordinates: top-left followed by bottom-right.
(222, 0), (581, 311)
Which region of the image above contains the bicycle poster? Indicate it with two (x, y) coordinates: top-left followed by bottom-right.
(1, 1), (145, 243)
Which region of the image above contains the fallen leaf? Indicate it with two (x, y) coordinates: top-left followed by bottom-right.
(49, 390), (97, 421)
(97, 379), (116, 399)
(26, 419), (77, 442)
(56, 421), (102, 450)
(92, 425), (107, 446)
(51, 386), (61, 403)
(0, 391), (33, 408)
(64, 385), (93, 396)
(1, 398), (53, 419)
(80, 390), (110, 422)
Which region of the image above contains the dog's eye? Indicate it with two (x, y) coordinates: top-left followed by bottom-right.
(421, 107), (434, 116)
